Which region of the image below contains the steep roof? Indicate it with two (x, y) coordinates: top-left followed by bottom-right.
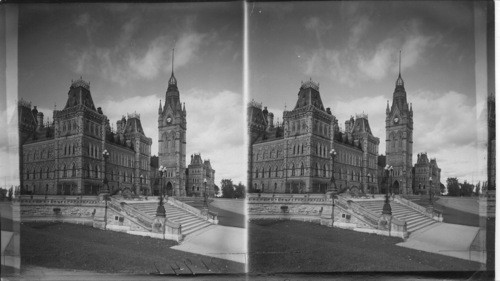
(64, 78), (97, 111)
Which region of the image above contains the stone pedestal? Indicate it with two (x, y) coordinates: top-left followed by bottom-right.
(152, 216), (166, 235)
(378, 214), (392, 230)
(92, 207), (106, 230)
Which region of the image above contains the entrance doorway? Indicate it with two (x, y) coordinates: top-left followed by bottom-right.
(392, 180), (400, 194)
(166, 182), (173, 196)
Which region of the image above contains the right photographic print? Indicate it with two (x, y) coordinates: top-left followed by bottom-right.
(246, 1), (495, 276)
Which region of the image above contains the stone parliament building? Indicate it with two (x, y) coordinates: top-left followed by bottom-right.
(19, 62), (216, 197)
(18, 78), (153, 196)
(248, 69), (442, 195)
(248, 79), (380, 194)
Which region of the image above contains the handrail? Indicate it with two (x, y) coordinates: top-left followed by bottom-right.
(337, 196), (379, 227)
(110, 198), (153, 228)
(395, 195), (442, 221)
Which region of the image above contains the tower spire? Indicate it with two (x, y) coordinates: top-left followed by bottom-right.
(399, 50), (401, 76)
(396, 50), (404, 87)
(168, 43), (177, 86)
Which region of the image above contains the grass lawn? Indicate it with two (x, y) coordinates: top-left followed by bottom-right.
(183, 199), (245, 228)
(21, 222), (244, 274)
(248, 220), (482, 274)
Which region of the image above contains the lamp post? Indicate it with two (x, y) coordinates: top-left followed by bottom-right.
(383, 165), (393, 215)
(156, 166), (167, 217)
(328, 148), (337, 193)
(158, 166), (167, 199)
(203, 178), (208, 209)
(139, 174), (143, 196)
(101, 149), (110, 196)
(429, 177), (433, 206)
(101, 149), (110, 230)
(327, 148), (337, 227)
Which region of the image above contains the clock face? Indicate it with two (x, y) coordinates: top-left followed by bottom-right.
(167, 117), (172, 123)
(394, 117), (399, 123)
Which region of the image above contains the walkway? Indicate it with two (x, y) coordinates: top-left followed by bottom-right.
(171, 225), (246, 264)
(397, 222), (485, 264)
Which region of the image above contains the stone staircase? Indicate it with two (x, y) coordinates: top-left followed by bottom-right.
(129, 201), (213, 237)
(357, 200), (438, 233)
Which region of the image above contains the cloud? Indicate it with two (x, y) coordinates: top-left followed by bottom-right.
(99, 89), (245, 185)
(330, 90), (487, 183)
(300, 17), (440, 86)
(69, 15), (211, 85)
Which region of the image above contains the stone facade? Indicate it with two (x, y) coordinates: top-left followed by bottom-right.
(158, 67), (187, 196)
(186, 154), (215, 197)
(156, 57), (216, 197)
(385, 70), (414, 195)
(18, 79), (152, 196)
(248, 79), (379, 194)
(412, 153), (441, 195)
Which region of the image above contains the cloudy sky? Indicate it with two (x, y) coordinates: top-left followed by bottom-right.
(6, 2), (244, 186)
(247, 1), (490, 183)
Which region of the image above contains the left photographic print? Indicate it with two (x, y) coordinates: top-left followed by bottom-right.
(1, 2), (246, 278)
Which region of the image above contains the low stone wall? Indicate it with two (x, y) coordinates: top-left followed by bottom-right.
(19, 195), (101, 226)
(248, 193), (408, 239)
(18, 195), (182, 242)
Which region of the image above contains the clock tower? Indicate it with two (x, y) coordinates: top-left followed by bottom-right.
(158, 48), (187, 196)
(385, 53), (413, 195)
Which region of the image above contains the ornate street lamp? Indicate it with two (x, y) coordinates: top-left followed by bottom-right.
(429, 176), (433, 206)
(101, 149), (111, 230)
(101, 149), (110, 195)
(383, 165), (393, 215)
(156, 166), (167, 217)
(203, 178), (208, 209)
(327, 148), (338, 226)
(139, 174), (144, 196)
(328, 148), (337, 193)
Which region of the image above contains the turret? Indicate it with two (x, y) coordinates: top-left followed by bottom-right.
(37, 112), (44, 130)
(267, 112), (274, 130)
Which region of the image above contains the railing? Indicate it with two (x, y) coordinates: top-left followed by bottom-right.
(247, 193), (329, 204)
(110, 198), (153, 229)
(337, 196), (379, 227)
(395, 195), (442, 221)
(168, 197), (218, 224)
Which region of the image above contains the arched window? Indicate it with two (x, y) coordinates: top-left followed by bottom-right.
(291, 164), (295, 176)
(39, 168), (43, 179)
(26, 169), (29, 180)
(73, 145), (76, 155)
(268, 167), (272, 178)
(62, 165), (67, 178)
(255, 168), (259, 178)
(46, 167), (50, 179)
(95, 165), (99, 178)
(71, 163), (76, 177)
(301, 144), (304, 154)
(323, 164), (327, 177)
(261, 168), (265, 178)
(275, 166), (279, 177)
(300, 163), (304, 176)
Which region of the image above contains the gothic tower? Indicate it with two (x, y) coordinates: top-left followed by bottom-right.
(385, 53), (413, 195)
(158, 48), (187, 196)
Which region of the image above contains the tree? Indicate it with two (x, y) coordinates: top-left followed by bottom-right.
(213, 184), (220, 197)
(234, 182), (245, 199)
(221, 179), (235, 198)
(439, 183), (446, 195)
(446, 177), (460, 196)
(460, 181), (474, 197)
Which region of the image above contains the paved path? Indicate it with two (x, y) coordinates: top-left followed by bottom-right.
(172, 225), (246, 264)
(397, 222), (485, 264)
